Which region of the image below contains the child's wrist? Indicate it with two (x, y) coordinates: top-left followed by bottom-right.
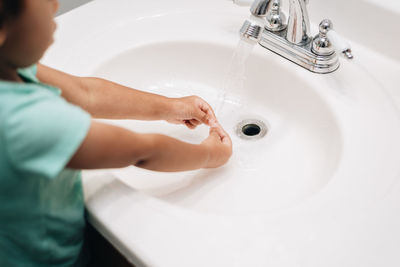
(160, 97), (179, 120)
(199, 143), (212, 168)
(154, 96), (175, 120)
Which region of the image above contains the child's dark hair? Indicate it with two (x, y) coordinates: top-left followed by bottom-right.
(0, 0), (24, 27)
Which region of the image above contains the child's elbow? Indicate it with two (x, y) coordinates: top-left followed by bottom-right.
(134, 159), (149, 168)
(131, 133), (161, 169)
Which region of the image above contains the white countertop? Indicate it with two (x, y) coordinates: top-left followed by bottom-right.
(43, 0), (400, 266)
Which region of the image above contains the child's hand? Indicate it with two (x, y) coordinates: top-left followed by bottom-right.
(166, 96), (217, 129)
(201, 124), (233, 168)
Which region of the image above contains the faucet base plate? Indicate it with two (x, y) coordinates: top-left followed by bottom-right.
(259, 29), (340, 74)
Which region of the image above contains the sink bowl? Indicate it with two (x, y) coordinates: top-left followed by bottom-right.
(43, 0), (400, 266)
(93, 41), (342, 215)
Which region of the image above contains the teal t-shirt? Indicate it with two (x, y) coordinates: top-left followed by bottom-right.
(0, 65), (91, 266)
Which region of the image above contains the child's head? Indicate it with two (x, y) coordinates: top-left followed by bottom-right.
(0, 0), (59, 69)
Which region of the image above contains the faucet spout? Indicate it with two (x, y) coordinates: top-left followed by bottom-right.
(286, 0), (310, 44)
(239, 0), (274, 43)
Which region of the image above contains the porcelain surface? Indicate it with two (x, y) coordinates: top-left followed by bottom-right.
(43, 0), (400, 266)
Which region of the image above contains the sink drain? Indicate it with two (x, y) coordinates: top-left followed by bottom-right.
(242, 124), (261, 136)
(236, 119), (268, 140)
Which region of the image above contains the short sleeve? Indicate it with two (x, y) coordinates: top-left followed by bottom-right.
(3, 94), (91, 178)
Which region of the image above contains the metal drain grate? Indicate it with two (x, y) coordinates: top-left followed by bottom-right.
(236, 119), (268, 140)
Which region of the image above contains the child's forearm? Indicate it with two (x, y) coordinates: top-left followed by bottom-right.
(137, 134), (210, 172)
(79, 77), (173, 120)
(37, 64), (173, 120)
(68, 121), (211, 172)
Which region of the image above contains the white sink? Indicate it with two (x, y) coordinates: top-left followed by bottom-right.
(93, 41), (343, 215)
(43, 0), (400, 266)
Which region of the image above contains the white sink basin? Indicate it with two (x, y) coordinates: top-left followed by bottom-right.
(43, 0), (400, 266)
(93, 41), (342, 215)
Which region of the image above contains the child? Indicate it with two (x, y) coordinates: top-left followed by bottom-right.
(0, 0), (232, 266)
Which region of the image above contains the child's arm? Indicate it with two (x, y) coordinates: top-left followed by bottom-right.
(37, 64), (216, 129)
(37, 64), (232, 171)
(67, 120), (232, 172)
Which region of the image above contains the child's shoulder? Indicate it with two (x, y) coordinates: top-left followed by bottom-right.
(0, 79), (56, 116)
(0, 78), (67, 137)
(0, 66), (62, 109)
(0, 77), (91, 178)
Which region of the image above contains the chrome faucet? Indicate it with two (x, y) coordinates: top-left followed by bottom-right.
(286, 0), (310, 44)
(238, 0), (353, 74)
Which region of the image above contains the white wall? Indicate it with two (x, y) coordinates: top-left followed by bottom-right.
(57, 0), (93, 15)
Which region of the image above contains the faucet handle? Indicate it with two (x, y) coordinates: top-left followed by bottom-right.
(312, 19), (354, 59)
(265, 0), (287, 32)
(327, 30), (353, 60)
(247, 0), (287, 32)
(312, 19), (334, 56)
